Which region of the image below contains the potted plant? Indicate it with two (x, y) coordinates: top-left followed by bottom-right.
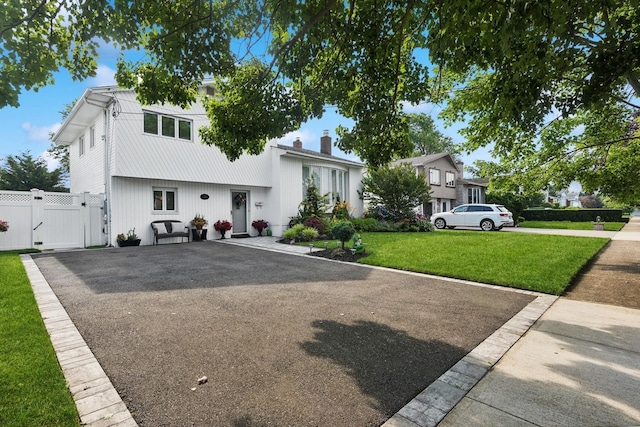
(214, 219), (232, 239)
(251, 219), (269, 236)
(117, 228), (141, 247)
(0, 220), (8, 233)
(191, 214), (208, 230)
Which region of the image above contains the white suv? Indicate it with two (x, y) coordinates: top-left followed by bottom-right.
(431, 204), (514, 231)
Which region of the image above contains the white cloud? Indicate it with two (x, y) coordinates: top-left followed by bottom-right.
(40, 150), (62, 171)
(21, 122), (61, 143)
(276, 129), (319, 150)
(90, 64), (117, 87)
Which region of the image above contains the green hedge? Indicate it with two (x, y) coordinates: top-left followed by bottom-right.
(521, 209), (627, 222)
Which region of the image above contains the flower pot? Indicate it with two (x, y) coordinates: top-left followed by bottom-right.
(117, 239), (141, 247)
(220, 231), (226, 239)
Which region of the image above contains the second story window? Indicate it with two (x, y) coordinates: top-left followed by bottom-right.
(445, 171), (456, 187)
(144, 111), (192, 141)
(79, 136), (85, 157)
(429, 168), (441, 185)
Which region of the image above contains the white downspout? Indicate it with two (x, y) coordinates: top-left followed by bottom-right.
(103, 107), (112, 246)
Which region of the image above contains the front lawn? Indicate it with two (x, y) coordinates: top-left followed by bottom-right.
(0, 251), (80, 426)
(310, 231), (609, 295)
(518, 221), (625, 231)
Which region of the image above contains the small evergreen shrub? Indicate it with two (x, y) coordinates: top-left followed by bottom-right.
(331, 221), (356, 248)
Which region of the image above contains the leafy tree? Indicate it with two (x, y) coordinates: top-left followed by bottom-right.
(362, 163), (431, 220)
(407, 113), (460, 158)
(486, 192), (529, 225)
(579, 194), (604, 209)
(0, 152), (67, 192)
(2, 0), (639, 183)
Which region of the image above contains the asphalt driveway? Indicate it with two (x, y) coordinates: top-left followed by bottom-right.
(33, 242), (534, 426)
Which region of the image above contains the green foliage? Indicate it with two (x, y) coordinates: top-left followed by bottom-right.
(0, 253), (80, 425)
(407, 113), (460, 158)
(352, 218), (380, 232)
(4, 0), (639, 181)
(362, 163), (431, 221)
(486, 192), (530, 224)
(331, 221), (356, 249)
(518, 221), (626, 232)
(283, 224), (318, 242)
(298, 179), (328, 221)
(0, 152), (67, 191)
(522, 209), (625, 223)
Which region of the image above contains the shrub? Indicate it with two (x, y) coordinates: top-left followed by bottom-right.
(283, 224), (318, 242)
(352, 217), (380, 232)
(283, 224), (305, 241)
(301, 227), (319, 241)
(331, 221), (356, 249)
(303, 216), (325, 234)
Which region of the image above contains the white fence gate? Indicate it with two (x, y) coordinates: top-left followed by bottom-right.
(0, 189), (105, 251)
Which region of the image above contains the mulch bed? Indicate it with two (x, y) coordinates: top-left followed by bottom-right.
(309, 248), (369, 262)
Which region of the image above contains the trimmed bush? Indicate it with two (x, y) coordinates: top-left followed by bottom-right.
(331, 221), (356, 248)
(352, 217), (380, 232)
(522, 209), (626, 222)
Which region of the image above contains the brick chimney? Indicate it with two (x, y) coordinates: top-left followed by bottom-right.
(320, 130), (331, 155)
(293, 137), (302, 149)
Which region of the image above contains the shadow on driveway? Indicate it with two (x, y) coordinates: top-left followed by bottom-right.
(32, 243), (534, 426)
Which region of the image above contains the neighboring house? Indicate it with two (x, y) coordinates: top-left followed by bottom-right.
(53, 84), (363, 246)
(393, 153), (487, 215)
(545, 189), (582, 207)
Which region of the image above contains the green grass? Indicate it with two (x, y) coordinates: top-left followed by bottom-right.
(0, 251), (81, 426)
(518, 221), (625, 231)
(311, 232), (609, 295)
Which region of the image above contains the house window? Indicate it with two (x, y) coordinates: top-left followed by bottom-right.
(178, 120), (191, 140)
(429, 168), (441, 185)
(162, 116), (175, 137)
(468, 187), (482, 203)
(302, 165), (348, 203)
(144, 112), (158, 134)
(79, 136), (85, 157)
(153, 188), (177, 212)
(90, 126), (95, 149)
(144, 111), (192, 141)
(445, 171), (455, 187)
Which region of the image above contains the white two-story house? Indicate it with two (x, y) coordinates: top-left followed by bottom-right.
(52, 84), (363, 246)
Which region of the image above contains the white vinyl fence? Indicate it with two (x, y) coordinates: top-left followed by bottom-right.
(0, 189), (105, 251)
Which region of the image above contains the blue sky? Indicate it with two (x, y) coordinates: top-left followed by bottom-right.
(0, 50), (491, 174)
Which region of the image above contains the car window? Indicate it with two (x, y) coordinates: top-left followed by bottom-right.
(467, 206), (481, 212)
(498, 206), (510, 213)
(453, 206), (468, 213)
(481, 206), (493, 211)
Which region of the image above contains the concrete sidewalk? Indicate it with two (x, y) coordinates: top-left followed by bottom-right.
(436, 216), (640, 426)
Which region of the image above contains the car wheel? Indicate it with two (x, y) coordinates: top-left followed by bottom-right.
(480, 219), (494, 231)
(434, 218), (446, 229)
